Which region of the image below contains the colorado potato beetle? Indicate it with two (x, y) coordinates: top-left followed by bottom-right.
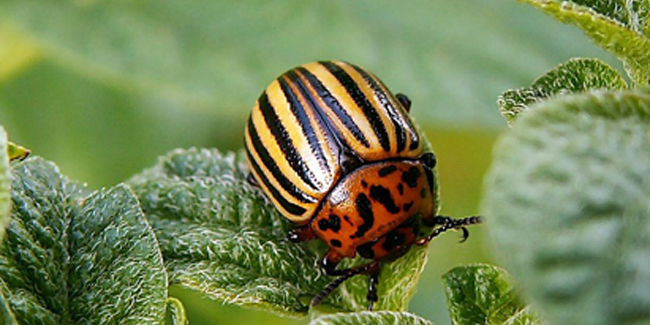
(244, 60), (481, 310)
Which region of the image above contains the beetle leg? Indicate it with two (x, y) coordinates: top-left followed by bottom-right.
(367, 268), (380, 311)
(312, 251), (380, 307)
(396, 93), (412, 112)
(287, 225), (316, 243)
(246, 173), (259, 187)
(416, 216), (482, 246)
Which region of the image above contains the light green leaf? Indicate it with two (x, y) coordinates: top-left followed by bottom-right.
(309, 311), (433, 325)
(165, 297), (187, 325)
(0, 127), (10, 241)
(128, 148), (430, 316)
(443, 264), (542, 325)
(334, 246), (429, 312)
(498, 58), (627, 123)
(483, 88), (650, 325)
(519, 0), (650, 85)
(1, 157), (169, 324)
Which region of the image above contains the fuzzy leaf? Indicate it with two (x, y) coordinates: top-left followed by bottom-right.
(498, 58), (627, 123)
(165, 297), (187, 325)
(519, 0), (650, 85)
(0, 157), (168, 324)
(309, 311), (433, 325)
(0, 127), (10, 241)
(483, 88), (650, 325)
(128, 148), (429, 316)
(443, 264), (541, 325)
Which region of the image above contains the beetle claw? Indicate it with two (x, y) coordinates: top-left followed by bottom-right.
(459, 227), (469, 243)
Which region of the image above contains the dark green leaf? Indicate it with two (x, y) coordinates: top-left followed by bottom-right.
(483, 88), (650, 325)
(519, 0), (650, 85)
(309, 311), (433, 325)
(498, 58), (627, 123)
(1, 157), (168, 324)
(128, 148), (429, 316)
(443, 264), (541, 325)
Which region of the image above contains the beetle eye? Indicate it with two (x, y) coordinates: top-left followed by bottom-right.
(421, 153), (437, 169)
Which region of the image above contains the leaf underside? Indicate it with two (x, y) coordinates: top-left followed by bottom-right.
(498, 58), (627, 123)
(519, 0), (650, 85)
(443, 264), (541, 325)
(0, 157), (169, 325)
(483, 88), (650, 325)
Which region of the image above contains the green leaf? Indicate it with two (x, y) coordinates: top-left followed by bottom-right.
(443, 264), (541, 325)
(1, 157), (169, 324)
(482, 88), (650, 325)
(519, 0), (650, 85)
(128, 148), (429, 316)
(308, 311), (434, 325)
(498, 58), (627, 123)
(0, 127), (10, 241)
(165, 297), (187, 325)
(0, 279), (18, 325)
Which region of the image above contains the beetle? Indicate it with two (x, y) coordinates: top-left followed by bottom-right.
(244, 60), (481, 310)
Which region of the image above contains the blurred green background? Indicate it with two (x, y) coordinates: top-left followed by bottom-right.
(0, 0), (619, 324)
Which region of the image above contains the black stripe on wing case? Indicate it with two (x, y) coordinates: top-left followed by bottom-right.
(296, 67), (371, 148)
(247, 118), (316, 204)
(278, 75), (331, 177)
(246, 149), (308, 216)
(258, 92), (321, 190)
(352, 64), (407, 153)
(320, 61), (391, 152)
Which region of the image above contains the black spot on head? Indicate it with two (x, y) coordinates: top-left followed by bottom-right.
(330, 239), (342, 248)
(353, 193), (374, 238)
(397, 183), (404, 195)
(382, 230), (406, 251)
(343, 215), (353, 226)
(357, 242), (375, 259)
(361, 180), (368, 188)
(403, 201), (414, 212)
(420, 188), (427, 199)
(401, 166), (421, 188)
(369, 185), (400, 214)
(378, 165), (397, 177)
(318, 214), (342, 232)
